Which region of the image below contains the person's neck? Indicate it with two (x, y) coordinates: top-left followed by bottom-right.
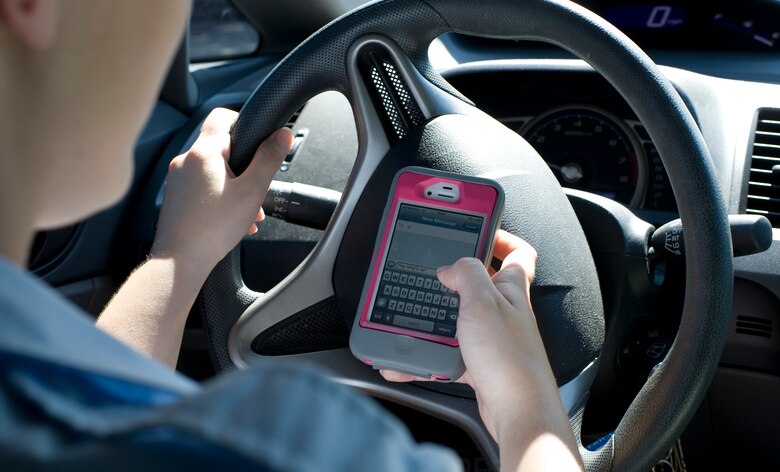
(0, 201), (36, 267)
(0, 116), (38, 267)
(0, 53), (50, 267)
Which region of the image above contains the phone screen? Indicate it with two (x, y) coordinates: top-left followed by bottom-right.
(369, 203), (484, 338)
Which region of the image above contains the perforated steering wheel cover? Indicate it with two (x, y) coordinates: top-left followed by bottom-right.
(200, 1), (733, 470)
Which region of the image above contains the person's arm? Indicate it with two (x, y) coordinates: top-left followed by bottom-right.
(97, 108), (292, 368)
(382, 231), (583, 471)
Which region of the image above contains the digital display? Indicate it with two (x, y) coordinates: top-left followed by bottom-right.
(454, 0), (780, 52)
(604, 5), (687, 30)
(589, 0), (780, 50)
(368, 204), (484, 338)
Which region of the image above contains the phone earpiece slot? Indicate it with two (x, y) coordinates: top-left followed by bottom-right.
(423, 182), (461, 203)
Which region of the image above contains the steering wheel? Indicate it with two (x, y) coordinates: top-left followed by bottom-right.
(197, 0), (733, 470)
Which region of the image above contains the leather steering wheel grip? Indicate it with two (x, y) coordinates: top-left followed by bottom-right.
(199, 1), (732, 470)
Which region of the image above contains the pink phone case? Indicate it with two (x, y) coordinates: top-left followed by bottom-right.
(350, 167), (504, 380)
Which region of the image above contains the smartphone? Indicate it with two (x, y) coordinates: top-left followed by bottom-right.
(350, 167), (504, 381)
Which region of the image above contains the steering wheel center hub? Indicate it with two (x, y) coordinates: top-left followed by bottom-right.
(334, 113), (605, 386)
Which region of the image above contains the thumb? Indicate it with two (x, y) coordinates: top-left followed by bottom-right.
(240, 128), (293, 190)
(437, 258), (497, 307)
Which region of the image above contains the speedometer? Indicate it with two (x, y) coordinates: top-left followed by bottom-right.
(521, 106), (646, 207)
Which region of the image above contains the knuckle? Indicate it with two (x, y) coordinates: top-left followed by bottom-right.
(257, 139), (286, 162)
(526, 244), (538, 263)
(522, 248), (537, 282)
(450, 258), (489, 288)
(168, 155), (185, 171)
(517, 238), (538, 263)
(454, 257), (483, 273)
(201, 108), (237, 134)
(497, 266), (529, 287)
(503, 242), (537, 282)
(184, 148), (211, 166)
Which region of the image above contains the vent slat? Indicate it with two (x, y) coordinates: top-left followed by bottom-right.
(751, 155), (780, 165)
(746, 208), (780, 217)
(754, 142), (780, 152)
(754, 154), (780, 163)
(737, 322), (772, 331)
(746, 109), (780, 228)
(758, 119), (780, 135)
(747, 195), (780, 206)
(737, 315), (772, 325)
(754, 131), (780, 146)
(735, 315), (773, 339)
(735, 328), (772, 338)
(745, 198), (780, 213)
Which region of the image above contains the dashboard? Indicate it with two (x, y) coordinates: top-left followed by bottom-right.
(443, 67), (678, 223)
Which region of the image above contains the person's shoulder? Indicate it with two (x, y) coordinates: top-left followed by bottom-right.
(190, 363), (463, 471)
(0, 256), (86, 347)
(0, 256), (197, 395)
(0, 255), (83, 315)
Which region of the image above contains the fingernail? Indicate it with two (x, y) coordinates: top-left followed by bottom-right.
(437, 265), (451, 274)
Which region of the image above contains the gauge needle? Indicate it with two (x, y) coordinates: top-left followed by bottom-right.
(561, 164), (584, 182)
(547, 162), (584, 182)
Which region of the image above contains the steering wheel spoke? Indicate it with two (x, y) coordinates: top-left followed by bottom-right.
(229, 34), (478, 368)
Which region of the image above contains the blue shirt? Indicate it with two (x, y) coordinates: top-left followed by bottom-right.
(0, 257), (461, 471)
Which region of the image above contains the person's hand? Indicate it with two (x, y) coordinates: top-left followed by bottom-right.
(381, 230), (560, 441)
(151, 108), (293, 272)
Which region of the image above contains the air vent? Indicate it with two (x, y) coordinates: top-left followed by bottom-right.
(280, 104), (308, 172)
(285, 105), (304, 129)
(735, 315), (773, 339)
(746, 108), (780, 228)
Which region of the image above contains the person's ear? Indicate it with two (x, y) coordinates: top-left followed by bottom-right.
(0, 0), (56, 50)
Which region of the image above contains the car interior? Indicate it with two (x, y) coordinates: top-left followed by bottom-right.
(30, 0), (780, 470)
